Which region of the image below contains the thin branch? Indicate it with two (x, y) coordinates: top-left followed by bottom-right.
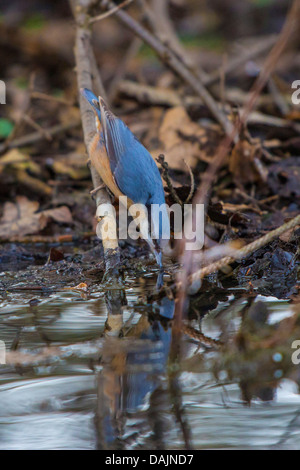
(118, 79), (182, 106)
(140, 0), (209, 84)
(97, 0), (234, 137)
(183, 160), (194, 203)
(175, 0), (300, 310)
(195, 0), (300, 209)
(188, 213), (300, 285)
(89, 0), (134, 24)
(204, 34), (278, 87)
(156, 154), (183, 206)
(117, 79), (290, 109)
(30, 91), (74, 106)
(0, 120), (80, 154)
(22, 113), (53, 141)
(108, 37), (142, 103)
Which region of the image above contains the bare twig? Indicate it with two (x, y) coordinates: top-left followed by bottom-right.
(118, 79), (182, 106)
(183, 160), (194, 203)
(195, 0), (300, 209)
(268, 76), (290, 116)
(0, 120), (80, 154)
(22, 113), (53, 141)
(89, 0), (134, 24)
(30, 91), (74, 106)
(188, 214), (300, 285)
(175, 0), (300, 308)
(140, 0), (209, 84)
(157, 154), (183, 206)
(117, 79), (292, 110)
(204, 34), (278, 87)
(108, 37), (142, 103)
(96, 0), (234, 136)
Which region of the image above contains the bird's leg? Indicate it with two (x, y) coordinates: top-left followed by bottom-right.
(90, 183), (106, 199)
(105, 186), (115, 201)
(152, 239), (163, 270)
(144, 235), (164, 270)
(150, 242), (165, 290)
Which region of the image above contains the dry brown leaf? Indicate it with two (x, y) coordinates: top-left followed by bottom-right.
(43, 206), (73, 224)
(0, 149), (41, 175)
(0, 196), (73, 239)
(229, 139), (263, 184)
(279, 225), (300, 243)
(65, 282), (88, 291)
(152, 106), (206, 171)
(51, 153), (90, 180)
(0, 149), (52, 196)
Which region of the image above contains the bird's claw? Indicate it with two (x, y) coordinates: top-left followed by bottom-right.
(90, 183), (106, 200)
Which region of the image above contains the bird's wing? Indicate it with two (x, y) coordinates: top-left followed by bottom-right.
(99, 98), (126, 175)
(99, 98), (162, 205)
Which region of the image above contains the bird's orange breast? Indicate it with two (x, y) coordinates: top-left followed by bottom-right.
(89, 134), (133, 207)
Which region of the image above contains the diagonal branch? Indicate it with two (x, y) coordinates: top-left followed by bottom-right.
(96, 0), (234, 137)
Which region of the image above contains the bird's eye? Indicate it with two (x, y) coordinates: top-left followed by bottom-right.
(92, 99), (99, 108)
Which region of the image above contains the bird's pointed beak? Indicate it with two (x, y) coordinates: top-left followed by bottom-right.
(99, 96), (108, 141)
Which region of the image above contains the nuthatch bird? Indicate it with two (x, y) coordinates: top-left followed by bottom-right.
(81, 88), (170, 268)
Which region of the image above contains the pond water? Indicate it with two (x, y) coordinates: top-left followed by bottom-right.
(0, 270), (300, 450)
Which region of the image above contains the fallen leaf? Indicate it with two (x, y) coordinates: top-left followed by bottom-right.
(0, 196), (73, 239)
(279, 225), (300, 243)
(50, 152), (89, 180)
(229, 139), (263, 184)
(0, 149), (52, 196)
(43, 206), (73, 224)
(0, 149), (41, 175)
(267, 157), (300, 198)
(152, 106), (207, 171)
(49, 247), (64, 262)
(64, 282), (88, 292)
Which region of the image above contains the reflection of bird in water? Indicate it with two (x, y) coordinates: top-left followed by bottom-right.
(96, 291), (175, 449)
(81, 88), (170, 269)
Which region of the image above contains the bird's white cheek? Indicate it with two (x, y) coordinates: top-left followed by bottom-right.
(95, 116), (101, 133)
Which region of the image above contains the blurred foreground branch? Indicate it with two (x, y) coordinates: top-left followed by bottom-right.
(175, 0), (300, 316)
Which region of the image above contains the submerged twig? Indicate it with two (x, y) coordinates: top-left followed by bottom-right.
(181, 325), (222, 348)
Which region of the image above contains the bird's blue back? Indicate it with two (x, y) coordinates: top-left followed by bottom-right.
(81, 88), (165, 205)
(81, 88), (170, 242)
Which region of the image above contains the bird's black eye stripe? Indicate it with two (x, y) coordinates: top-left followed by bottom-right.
(92, 99), (100, 108)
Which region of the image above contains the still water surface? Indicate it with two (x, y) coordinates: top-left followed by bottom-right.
(0, 273), (299, 450)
